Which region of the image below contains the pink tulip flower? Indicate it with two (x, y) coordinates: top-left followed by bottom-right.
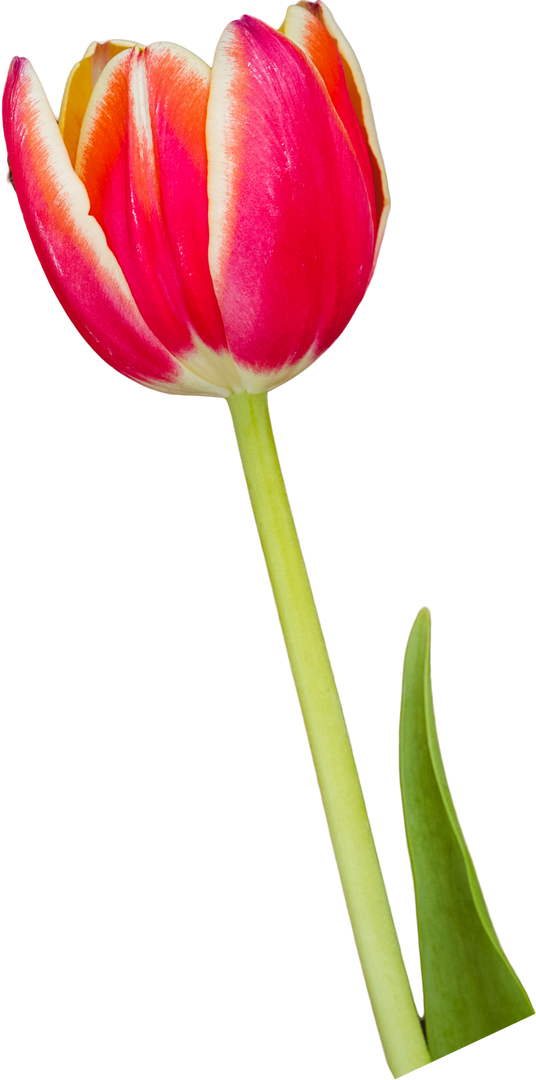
(3, 2), (389, 396)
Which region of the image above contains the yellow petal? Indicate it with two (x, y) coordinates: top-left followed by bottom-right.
(57, 36), (143, 166)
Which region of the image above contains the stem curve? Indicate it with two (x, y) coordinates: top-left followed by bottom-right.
(227, 389), (430, 1078)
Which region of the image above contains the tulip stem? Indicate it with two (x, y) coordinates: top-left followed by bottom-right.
(227, 390), (430, 1078)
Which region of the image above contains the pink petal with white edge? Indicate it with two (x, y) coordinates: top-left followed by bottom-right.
(206, 17), (375, 377)
(76, 44), (242, 391)
(300, 1), (390, 267)
(281, 4), (377, 235)
(3, 57), (228, 396)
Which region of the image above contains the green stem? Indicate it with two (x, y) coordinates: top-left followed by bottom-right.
(227, 390), (430, 1078)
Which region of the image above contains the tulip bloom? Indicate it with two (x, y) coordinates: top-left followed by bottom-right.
(5, 2), (536, 1071)
(5, 10), (533, 1076)
(3, 7), (434, 1079)
(3, 2), (388, 395)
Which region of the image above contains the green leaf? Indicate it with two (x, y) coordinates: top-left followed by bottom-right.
(400, 608), (534, 1060)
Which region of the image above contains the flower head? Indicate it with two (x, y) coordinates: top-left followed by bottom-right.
(3, 2), (389, 396)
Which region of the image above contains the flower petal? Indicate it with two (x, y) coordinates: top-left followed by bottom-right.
(3, 57), (228, 396)
(295, 1), (390, 266)
(76, 44), (238, 390)
(281, 4), (377, 236)
(58, 40), (139, 167)
(206, 16), (375, 378)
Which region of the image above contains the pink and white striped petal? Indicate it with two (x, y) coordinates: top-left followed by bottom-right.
(76, 43), (238, 389)
(3, 57), (228, 395)
(296, 1), (390, 266)
(281, 4), (377, 235)
(206, 16), (375, 378)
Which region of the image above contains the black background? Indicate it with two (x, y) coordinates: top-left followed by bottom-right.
(2, 4), (533, 1075)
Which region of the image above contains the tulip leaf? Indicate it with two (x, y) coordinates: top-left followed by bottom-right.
(400, 608), (534, 1060)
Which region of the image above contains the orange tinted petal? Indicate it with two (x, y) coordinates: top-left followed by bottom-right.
(283, 3), (391, 278)
(57, 37), (141, 168)
(4, 57), (228, 396)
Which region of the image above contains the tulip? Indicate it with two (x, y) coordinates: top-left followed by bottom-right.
(0, 4), (419, 1075)
(3, 2), (388, 396)
(3, 6), (432, 1078)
